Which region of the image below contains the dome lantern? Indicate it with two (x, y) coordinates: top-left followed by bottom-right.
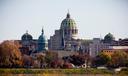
(66, 12), (70, 18)
(41, 27), (44, 35)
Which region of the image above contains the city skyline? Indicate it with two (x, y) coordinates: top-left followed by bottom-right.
(0, 0), (128, 42)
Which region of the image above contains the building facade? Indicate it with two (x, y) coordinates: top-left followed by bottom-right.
(20, 28), (48, 55)
(89, 38), (110, 57)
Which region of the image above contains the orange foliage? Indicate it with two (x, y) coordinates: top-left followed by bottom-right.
(0, 40), (22, 67)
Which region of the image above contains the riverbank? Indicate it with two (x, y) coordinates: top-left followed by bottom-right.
(0, 68), (128, 75)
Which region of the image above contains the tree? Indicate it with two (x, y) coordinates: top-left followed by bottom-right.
(63, 54), (87, 66)
(70, 55), (86, 66)
(36, 53), (45, 68)
(44, 51), (58, 68)
(22, 54), (34, 68)
(50, 59), (64, 68)
(0, 40), (22, 68)
(108, 51), (128, 68)
(63, 62), (73, 69)
(92, 53), (111, 67)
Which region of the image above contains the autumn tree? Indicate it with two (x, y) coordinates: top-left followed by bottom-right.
(50, 59), (64, 68)
(63, 54), (87, 66)
(36, 53), (46, 68)
(22, 54), (34, 68)
(0, 40), (22, 68)
(108, 51), (128, 68)
(63, 62), (74, 69)
(92, 53), (111, 67)
(44, 51), (58, 68)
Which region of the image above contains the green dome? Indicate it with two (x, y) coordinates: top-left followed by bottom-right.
(60, 12), (78, 40)
(21, 31), (33, 41)
(104, 33), (115, 40)
(38, 28), (47, 43)
(60, 13), (77, 30)
(104, 33), (115, 43)
(38, 28), (47, 51)
(38, 35), (47, 43)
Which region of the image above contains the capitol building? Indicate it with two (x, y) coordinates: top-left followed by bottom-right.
(48, 12), (82, 51)
(19, 12), (120, 57)
(19, 12), (89, 57)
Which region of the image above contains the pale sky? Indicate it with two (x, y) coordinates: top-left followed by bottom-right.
(0, 0), (128, 42)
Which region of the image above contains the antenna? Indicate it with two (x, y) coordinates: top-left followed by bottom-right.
(42, 26), (44, 34)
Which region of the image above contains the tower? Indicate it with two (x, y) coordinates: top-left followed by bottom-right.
(37, 27), (48, 52)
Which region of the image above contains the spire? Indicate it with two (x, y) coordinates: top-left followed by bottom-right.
(66, 10), (70, 18)
(42, 27), (44, 35)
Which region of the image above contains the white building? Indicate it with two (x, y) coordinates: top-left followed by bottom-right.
(89, 38), (110, 57)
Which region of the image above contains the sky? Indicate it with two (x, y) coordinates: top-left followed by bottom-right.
(0, 0), (128, 42)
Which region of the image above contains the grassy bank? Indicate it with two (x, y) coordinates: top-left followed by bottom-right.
(0, 68), (127, 75)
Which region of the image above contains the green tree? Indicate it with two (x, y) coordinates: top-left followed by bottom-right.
(92, 53), (111, 67)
